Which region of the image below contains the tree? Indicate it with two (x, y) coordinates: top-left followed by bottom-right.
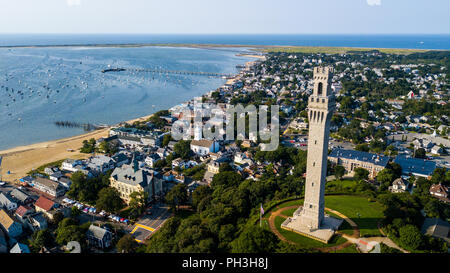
(116, 234), (139, 253)
(55, 218), (86, 246)
(165, 184), (189, 210)
(71, 206), (82, 218)
(354, 167), (369, 181)
(211, 171), (242, 188)
(96, 187), (125, 214)
(192, 185), (213, 211)
(398, 224), (423, 251)
(162, 134), (172, 147)
(29, 229), (53, 252)
(231, 226), (279, 253)
(129, 191), (149, 217)
(51, 211), (64, 226)
(80, 138), (96, 153)
(414, 148), (426, 159)
(376, 169), (396, 191)
(334, 165), (346, 180)
(174, 140), (192, 160)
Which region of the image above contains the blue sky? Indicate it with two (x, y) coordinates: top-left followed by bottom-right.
(0, 0), (449, 34)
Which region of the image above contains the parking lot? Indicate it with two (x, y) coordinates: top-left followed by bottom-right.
(129, 204), (172, 242)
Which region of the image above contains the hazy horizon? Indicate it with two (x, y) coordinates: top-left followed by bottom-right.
(1, 0), (449, 35)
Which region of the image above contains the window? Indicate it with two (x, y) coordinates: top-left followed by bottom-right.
(318, 82), (323, 95)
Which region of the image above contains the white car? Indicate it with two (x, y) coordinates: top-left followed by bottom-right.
(0, 182), (5, 186)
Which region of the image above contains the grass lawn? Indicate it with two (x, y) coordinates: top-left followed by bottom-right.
(324, 195), (384, 237)
(334, 244), (359, 253)
(281, 208), (297, 217)
(325, 211), (354, 236)
(269, 195), (384, 237)
(274, 216), (347, 248)
(326, 179), (357, 190)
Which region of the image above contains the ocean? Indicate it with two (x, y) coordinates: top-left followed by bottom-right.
(0, 34), (449, 150)
(0, 45), (255, 150)
(0, 34), (449, 50)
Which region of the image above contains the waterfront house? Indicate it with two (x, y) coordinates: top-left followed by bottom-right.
(61, 159), (84, 173)
(86, 155), (115, 174)
(33, 177), (66, 197)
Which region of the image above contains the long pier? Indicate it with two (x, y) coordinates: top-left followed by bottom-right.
(102, 67), (235, 78)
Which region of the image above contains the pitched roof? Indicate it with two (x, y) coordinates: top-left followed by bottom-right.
(0, 209), (14, 229)
(191, 139), (214, 148)
(10, 188), (30, 203)
(34, 196), (55, 211)
(421, 218), (450, 239)
(430, 184), (448, 195)
(111, 164), (154, 187)
(15, 205), (32, 217)
(0, 192), (16, 206)
(87, 225), (110, 240)
(10, 243), (30, 253)
(34, 177), (61, 191)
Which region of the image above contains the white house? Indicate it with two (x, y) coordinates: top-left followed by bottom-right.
(190, 140), (220, 156)
(389, 178), (409, 193)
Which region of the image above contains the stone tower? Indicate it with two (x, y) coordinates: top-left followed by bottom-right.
(282, 66), (342, 243)
(299, 66), (335, 230)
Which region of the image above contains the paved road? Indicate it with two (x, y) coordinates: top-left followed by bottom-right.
(129, 204), (172, 242)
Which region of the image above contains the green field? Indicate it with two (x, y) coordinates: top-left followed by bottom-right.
(326, 179), (357, 191)
(269, 195), (384, 240)
(324, 195), (384, 237)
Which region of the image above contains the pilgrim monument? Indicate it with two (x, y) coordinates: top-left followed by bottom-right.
(282, 66), (343, 243)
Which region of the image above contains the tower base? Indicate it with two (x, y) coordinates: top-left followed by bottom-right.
(281, 206), (343, 243)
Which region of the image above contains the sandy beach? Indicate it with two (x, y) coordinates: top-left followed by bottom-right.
(0, 113), (156, 183)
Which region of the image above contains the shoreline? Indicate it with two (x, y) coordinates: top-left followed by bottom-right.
(0, 53), (261, 182)
(0, 43), (441, 54)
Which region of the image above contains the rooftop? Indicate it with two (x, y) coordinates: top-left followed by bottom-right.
(329, 148), (390, 166)
(394, 155), (437, 177)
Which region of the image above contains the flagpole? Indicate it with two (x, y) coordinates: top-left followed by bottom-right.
(260, 203), (262, 227)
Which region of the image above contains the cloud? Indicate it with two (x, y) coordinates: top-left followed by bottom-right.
(66, 0), (81, 7)
(366, 0), (381, 6)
